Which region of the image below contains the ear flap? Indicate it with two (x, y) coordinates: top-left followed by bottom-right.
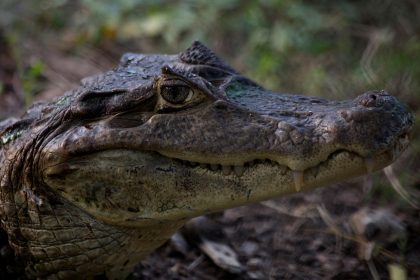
(179, 41), (237, 74)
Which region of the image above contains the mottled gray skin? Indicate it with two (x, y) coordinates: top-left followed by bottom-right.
(0, 42), (413, 279)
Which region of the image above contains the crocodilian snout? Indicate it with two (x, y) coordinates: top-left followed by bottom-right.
(339, 90), (413, 157)
(355, 90), (410, 113)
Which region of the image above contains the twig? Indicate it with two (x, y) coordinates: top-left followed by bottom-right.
(316, 204), (342, 236)
(384, 166), (420, 209)
(187, 254), (205, 271)
(261, 200), (318, 218)
(367, 260), (381, 280)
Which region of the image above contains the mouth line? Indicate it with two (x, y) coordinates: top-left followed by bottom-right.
(169, 149), (368, 192)
(168, 133), (409, 191)
(171, 132), (409, 172)
(44, 132), (408, 193)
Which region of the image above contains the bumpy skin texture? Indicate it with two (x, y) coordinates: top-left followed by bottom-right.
(0, 42), (413, 279)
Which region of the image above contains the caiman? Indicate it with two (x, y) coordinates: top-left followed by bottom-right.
(0, 41), (413, 279)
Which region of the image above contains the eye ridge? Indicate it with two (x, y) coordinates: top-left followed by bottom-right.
(161, 85), (192, 104)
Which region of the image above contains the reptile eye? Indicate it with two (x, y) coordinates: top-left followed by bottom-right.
(160, 86), (193, 104)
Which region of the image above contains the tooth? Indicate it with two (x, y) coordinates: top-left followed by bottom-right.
(392, 146), (398, 161)
(222, 165), (231, 175)
(234, 165), (245, 176)
(388, 149), (396, 161)
(364, 158), (375, 174)
(210, 164), (219, 171)
(400, 134), (409, 146)
(293, 171), (304, 191)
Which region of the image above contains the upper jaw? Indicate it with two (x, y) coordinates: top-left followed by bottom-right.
(41, 109), (411, 184)
(41, 88), (413, 181)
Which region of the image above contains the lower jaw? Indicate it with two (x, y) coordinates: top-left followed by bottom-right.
(42, 148), (395, 227)
(170, 148), (394, 192)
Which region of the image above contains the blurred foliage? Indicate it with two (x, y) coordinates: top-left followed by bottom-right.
(0, 0), (419, 146)
(22, 60), (45, 105)
(1, 1), (419, 94)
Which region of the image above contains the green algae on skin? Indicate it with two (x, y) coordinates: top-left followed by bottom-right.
(55, 95), (71, 107)
(225, 80), (264, 101)
(225, 80), (251, 99)
(1, 129), (22, 145)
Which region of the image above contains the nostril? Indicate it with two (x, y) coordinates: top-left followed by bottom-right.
(357, 91), (384, 108)
(360, 97), (376, 107)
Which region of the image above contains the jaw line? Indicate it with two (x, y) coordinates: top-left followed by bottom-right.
(45, 138), (403, 196)
(161, 148), (395, 192)
(43, 147), (396, 227)
(156, 131), (410, 191)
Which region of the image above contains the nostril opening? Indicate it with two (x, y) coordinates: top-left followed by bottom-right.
(369, 94), (377, 101)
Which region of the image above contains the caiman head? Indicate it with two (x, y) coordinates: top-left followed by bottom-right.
(0, 41), (413, 278)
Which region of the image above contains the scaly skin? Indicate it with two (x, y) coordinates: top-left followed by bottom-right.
(0, 41), (413, 279)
